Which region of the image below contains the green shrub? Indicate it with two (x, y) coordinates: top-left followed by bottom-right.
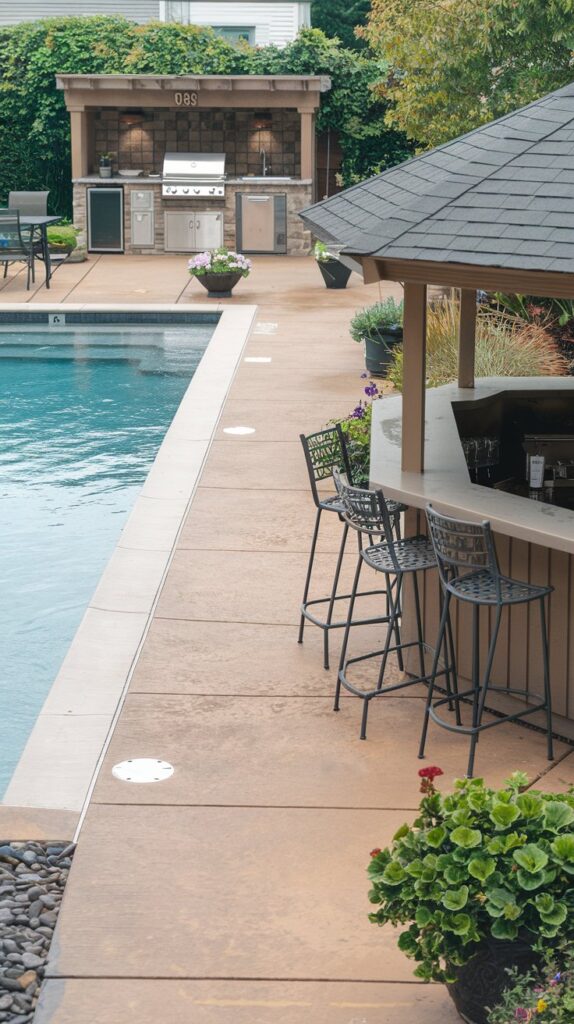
(386, 302), (567, 390)
(0, 19), (413, 217)
(350, 298), (404, 343)
(368, 770), (574, 984)
(46, 224), (78, 250)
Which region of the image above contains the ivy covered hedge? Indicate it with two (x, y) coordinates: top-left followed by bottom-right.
(0, 17), (413, 216)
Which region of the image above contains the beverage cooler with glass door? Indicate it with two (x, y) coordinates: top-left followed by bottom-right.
(87, 187), (124, 252)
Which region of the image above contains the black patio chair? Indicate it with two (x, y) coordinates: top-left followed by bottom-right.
(0, 209), (36, 290)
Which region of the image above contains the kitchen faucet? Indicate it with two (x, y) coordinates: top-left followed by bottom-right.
(260, 148), (268, 176)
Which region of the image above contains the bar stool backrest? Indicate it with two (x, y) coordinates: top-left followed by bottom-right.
(8, 191), (49, 216)
(333, 469), (399, 548)
(300, 424), (353, 507)
(0, 209), (30, 256)
(426, 504), (500, 590)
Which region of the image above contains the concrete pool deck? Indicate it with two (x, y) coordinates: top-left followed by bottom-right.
(2, 255), (574, 1023)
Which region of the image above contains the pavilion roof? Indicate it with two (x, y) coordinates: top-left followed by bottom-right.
(301, 83), (574, 275)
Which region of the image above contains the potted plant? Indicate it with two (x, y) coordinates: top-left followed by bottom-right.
(368, 768), (574, 1024)
(188, 247), (252, 298)
(47, 225), (79, 256)
(331, 375), (382, 486)
(313, 240), (352, 290)
(487, 952), (574, 1023)
(99, 153), (112, 179)
(350, 297), (404, 377)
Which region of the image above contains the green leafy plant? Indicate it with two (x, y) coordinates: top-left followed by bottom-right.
(46, 224), (78, 251)
(333, 375), (382, 485)
(487, 951), (574, 1023)
(187, 247), (251, 277)
(495, 293), (574, 329)
(313, 240), (341, 263)
(386, 302), (567, 390)
(368, 769), (574, 984)
(350, 298), (404, 343)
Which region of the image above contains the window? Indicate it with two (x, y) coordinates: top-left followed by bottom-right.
(213, 26), (256, 45)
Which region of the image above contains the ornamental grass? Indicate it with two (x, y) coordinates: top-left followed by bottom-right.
(387, 302), (568, 390)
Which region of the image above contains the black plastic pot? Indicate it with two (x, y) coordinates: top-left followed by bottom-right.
(364, 326), (402, 377)
(317, 259), (352, 289)
(194, 271), (243, 298)
(447, 935), (541, 1024)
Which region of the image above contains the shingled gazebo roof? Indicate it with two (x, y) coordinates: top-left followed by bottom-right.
(301, 83), (574, 276)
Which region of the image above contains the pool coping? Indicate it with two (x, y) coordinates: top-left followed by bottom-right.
(1, 301), (258, 816)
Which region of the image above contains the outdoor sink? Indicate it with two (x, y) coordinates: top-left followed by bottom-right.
(239, 176), (293, 182)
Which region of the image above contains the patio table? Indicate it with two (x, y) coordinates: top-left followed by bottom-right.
(20, 214), (61, 290)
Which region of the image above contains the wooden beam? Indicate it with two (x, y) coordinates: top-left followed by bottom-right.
(69, 109), (89, 179)
(360, 256), (574, 301)
(458, 288), (476, 388)
(402, 282), (427, 473)
(300, 110), (316, 184)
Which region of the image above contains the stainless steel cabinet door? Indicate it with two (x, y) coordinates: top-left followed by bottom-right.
(240, 195), (275, 252)
(164, 212), (195, 252)
(131, 211), (154, 247)
(194, 212), (224, 250)
(131, 189), (154, 211)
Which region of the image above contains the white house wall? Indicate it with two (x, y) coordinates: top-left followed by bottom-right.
(164, 2), (309, 45)
(0, 0), (160, 24)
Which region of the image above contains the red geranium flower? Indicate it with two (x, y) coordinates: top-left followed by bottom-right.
(418, 766), (444, 781)
(370, 848), (382, 858)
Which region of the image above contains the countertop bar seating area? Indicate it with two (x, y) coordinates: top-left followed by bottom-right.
(302, 82), (574, 748)
(57, 73), (330, 257)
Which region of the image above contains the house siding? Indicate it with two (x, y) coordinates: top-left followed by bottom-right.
(164, 2), (308, 46)
(0, 1), (160, 25)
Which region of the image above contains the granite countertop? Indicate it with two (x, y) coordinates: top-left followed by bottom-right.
(73, 176), (311, 185)
(370, 376), (574, 556)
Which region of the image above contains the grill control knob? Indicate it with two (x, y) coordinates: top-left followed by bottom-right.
(209, 188), (215, 194)
(183, 187), (189, 193)
(194, 188), (200, 194)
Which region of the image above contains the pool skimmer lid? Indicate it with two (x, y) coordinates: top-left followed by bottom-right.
(112, 758), (174, 783)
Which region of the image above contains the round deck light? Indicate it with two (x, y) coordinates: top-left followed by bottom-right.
(112, 758), (174, 783)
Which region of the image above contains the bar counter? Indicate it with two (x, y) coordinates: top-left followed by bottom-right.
(370, 376), (574, 734)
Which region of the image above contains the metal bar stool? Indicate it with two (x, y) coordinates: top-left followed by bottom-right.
(420, 505), (554, 778)
(334, 474), (457, 740)
(299, 425), (400, 670)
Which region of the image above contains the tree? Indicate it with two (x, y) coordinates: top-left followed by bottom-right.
(361, 0), (574, 148)
(311, 0), (371, 51)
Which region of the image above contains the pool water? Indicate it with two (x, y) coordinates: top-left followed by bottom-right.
(0, 325), (212, 795)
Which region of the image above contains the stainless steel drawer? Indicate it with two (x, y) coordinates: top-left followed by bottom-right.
(131, 190), (154, 211)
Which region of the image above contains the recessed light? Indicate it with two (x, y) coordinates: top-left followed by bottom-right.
(112, 758), (174, 783)
(223, 426), (255, 435)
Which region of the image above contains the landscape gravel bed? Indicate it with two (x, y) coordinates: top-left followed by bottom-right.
(0, 842), (74, 1022)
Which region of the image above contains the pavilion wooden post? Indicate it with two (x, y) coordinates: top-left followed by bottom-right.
(69, 108), (90, 179)
(299, 109), (316, 188)
(458, 288), (477, 388)
(401, 282), (427, 472)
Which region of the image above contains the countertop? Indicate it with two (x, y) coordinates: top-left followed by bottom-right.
(73, 176), (312, 185)
(370, 376), (574, 555)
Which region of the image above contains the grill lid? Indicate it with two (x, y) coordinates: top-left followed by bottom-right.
(162, 152), (226, 181)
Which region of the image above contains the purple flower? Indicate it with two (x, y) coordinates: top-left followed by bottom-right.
(352, 405), (365, 420)
(360, 372), (368, 379)
(364, 383), (379, 397)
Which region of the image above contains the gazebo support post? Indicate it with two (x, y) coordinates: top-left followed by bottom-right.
(458, 288), (476, 389)
(401, 282), (427, 473)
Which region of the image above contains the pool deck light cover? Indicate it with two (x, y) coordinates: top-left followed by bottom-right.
(112, 758), (174, 783)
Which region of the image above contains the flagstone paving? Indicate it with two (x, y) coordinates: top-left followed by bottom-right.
(5, 254), (569, 1022)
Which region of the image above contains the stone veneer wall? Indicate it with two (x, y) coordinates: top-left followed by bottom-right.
(93, 108), (301, 178)
(73, 181), (312, 255)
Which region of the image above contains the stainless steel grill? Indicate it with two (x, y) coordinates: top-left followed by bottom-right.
(162, 152), (226, 199)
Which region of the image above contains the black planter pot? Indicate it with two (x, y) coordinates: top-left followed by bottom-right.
(447, 935), (541, 1024)
(317, 259), (352, 289)
(364, 326), (402, 377)
(195, 271), (243, 298)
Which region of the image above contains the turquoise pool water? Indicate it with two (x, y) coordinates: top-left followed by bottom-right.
(0, 324), (213, 795)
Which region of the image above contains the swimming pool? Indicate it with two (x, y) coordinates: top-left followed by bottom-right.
(0, 319), (215, 796)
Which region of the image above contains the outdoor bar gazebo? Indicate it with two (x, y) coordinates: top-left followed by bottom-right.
(301, 83), (574, 737)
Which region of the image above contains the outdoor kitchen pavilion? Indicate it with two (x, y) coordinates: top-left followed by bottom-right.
(301, 82), (574, 736)
(57, 73), (330, 255)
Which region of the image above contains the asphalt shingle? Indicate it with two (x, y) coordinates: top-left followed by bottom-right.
(300, 83), (574, 275)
